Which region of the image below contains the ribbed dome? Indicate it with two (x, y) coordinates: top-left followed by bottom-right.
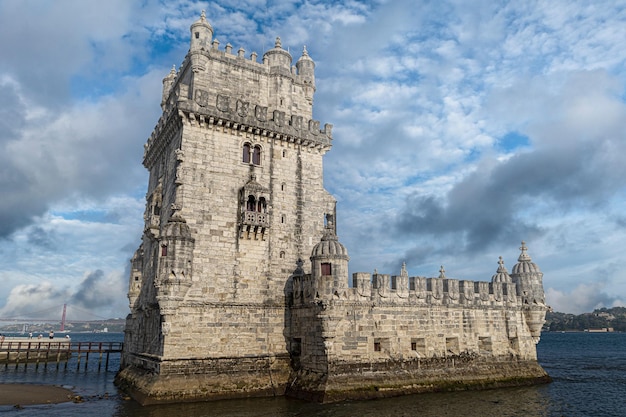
(297, 46), (314, 64)
(492, 256), (513, 283)
(511, 241), (541, 274)
(191, 10), (213, 32)
(311, 227), (349, 259)
(162, 212), (192, 239)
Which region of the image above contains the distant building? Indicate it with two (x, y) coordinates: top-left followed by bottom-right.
(116, 12), (550, 405)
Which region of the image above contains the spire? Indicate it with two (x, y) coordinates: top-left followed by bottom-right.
(492, 256), (512, 283)
(497, 256), (507, 273)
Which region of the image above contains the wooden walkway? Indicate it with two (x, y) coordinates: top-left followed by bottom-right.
(0, 338), (123, 371)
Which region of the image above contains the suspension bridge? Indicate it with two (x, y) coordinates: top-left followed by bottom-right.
(0, 304), (122, 332)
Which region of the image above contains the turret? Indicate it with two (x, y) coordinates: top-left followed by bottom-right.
(263, 37), (293, 76)
(510, 241), (548, 341)
(128, 245), (144, 311)
(296, 46), (316, 89)
(155, 211), (195, 315)
(189, 10), (212, 73)
(310, 216), (349, 298)
(491, 256), (513, 283)
(510, 242), (545, 305)
(190, 10), (213, 54)
(161, 65), (177, 110)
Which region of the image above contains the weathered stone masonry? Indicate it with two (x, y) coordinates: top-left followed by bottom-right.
(116, 12), (550, 404)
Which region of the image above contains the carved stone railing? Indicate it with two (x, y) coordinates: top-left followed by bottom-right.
(241, 211), (270, 228)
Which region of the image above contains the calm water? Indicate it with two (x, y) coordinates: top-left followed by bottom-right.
(1, 332), (625, 416)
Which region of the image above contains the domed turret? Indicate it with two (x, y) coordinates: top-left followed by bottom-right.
(510, 241), (545, 304)
(512, 242), (542, 275)
(296, 46), (315, 87)
(156, 212), (196, 314)
(491, 256), (513, 283)
(190, 10), (213, 53)
(263, 37), (293, 75)
(161, 65), (177, 110)
(189, 11), (212, 74)
(510, 241), (547, 342)
(310, 217), (349, 298)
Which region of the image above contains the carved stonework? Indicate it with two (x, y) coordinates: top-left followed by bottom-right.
(309, 119), (320, 135)
(291, 115), (303, 129)
(236, 99), (249, 117)
(255, 105), (267, 121)
(216, 94), (230, 112)
(194, 89), (209, 107)
(273, 110), (285, 127)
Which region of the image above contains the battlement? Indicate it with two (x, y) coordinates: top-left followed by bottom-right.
(291, 272), (521, 308)
(144, 12), (329, 169)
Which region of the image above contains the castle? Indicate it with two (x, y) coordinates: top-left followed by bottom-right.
(116, 12), (550, 404)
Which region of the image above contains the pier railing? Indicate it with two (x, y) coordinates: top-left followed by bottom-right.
(0, 338), (123, 371)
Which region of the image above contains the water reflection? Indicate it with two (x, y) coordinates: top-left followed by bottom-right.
(112, 386), (552, 417)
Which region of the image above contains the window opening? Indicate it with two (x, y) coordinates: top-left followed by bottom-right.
(242, 143), (251, 163)
(246, 195), (256, 211)
(321, 262), (332, 276)
(161, 245), (167, 257)
(252, 145), (261, 165)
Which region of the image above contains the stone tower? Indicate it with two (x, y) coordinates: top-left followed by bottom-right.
(117, 11), (335, 403)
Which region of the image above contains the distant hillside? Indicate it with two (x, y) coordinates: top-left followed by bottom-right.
(0, 319), (125, 334)
(544, 307), (626, 332)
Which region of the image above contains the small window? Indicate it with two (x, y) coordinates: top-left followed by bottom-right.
(281, 183), (285, 191)
(252, 145), (261, 165)
(195, 32), (200, 39)
(243, 143), (251, 163)
(411, 342), (417, 351)
(161, 245), (167, 257)
(282, 150), (287, 158)
(281, 215), (286, 223)
(134, 276), (139, 282)
(321, 262), (332, 276)
(374, 342), (381, 352)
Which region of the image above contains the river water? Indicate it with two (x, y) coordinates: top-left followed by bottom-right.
(0, 331), (624, 416)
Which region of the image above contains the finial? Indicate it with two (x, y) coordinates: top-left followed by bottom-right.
(374, 268), (378, 275)
(170, 65), (177, 75)
(438, 265), (446, 279)
(497, 256), (508, 273)
(200, 10), (206, 21)
(401, 262), (408, 277)
(275, 37), (282, 48)
(302, 45), (309, 56)
(518, 241), (532, 262)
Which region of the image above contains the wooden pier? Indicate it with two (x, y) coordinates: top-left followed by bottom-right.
(0, 338), (123, 371)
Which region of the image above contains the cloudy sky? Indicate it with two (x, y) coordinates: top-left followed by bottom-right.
(1, 0), (625, 321)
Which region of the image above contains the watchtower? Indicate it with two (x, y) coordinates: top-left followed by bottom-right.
(118, 11), (336, 403)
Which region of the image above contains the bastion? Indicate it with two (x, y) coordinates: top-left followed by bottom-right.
(115, 11), (550, 404)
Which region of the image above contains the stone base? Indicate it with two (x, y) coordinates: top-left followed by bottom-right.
(115, 354), (291, 405)
(286, 355), (551, 403)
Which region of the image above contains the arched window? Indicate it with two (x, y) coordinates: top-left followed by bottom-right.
(258, 197), (267, 213)
(242, 143), (251, 163)
(246, 195), (256, 211)
(252, 145), (261, 165)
